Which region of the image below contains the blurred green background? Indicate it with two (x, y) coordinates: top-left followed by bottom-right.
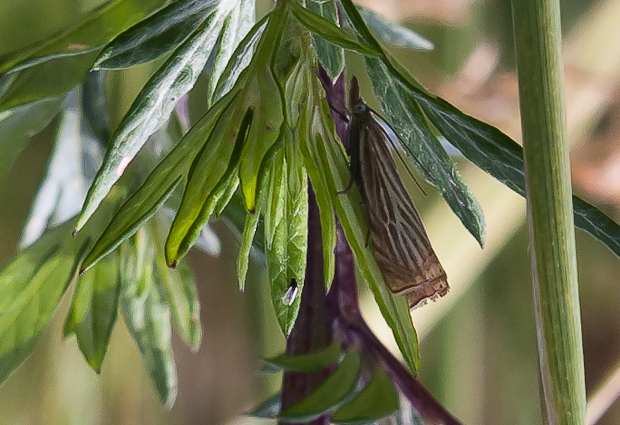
(2, 0), (620, 424)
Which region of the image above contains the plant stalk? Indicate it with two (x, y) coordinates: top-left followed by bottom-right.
(511, 1), (586, 424)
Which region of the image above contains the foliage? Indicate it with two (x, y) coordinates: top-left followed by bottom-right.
(0, 0), (617, 422)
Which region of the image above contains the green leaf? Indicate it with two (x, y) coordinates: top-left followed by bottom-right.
(237, 206), (262, 291)
(154, 249), (201, 351)
(120, 234), (177, 407)
(285, 136), (308, 288)
(165, 99), (251, 266)
(0, 223), (83, 385)
(249, 393), (281, 419)
(306, 0), (344, 80)
(80, 92), (237, 272)
(0, 97), (63, 180)
(77, 12), (232, 232)
(303, 84), (419, 372)
(205, 0), (256, 103)
(212, 15), (269, 102)
(290, 2), (380, 58)
(366, 57), (486, 246)
(238, 66), (285, 212)
(279, 350), (362, 422)
(357, 6), (433, 51)
(263, 341), (342, 373)
(265, 150), (287, 249)
(94, 0), (218, 70)
(63, 253), (121, 372)
(331, 366), (399, 424)
(0, 0), (168, 75)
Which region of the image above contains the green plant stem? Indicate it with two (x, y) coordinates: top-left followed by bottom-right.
(511, 1), (586, 424)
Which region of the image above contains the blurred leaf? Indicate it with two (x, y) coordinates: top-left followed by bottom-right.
(331, 366), (399, 424)
(302, 79), (419, 373)
(0, 0), (169, 75)
(357, 6), (433, 51)
(94, 0), (219, 70)
(290, 2), (380, 58)
(0, 53), (98, 113)
(366, 58), (486, 246)
(20, 101), (100, 247)
(205, 0), (255, 103)
(63, 253), (121, 372)
(249, 392), (281, 419)
(77, 6), (235, 233)
(80, 92), (238, 273)
(82, 71), (111, 144)
(263, 341), (342, 373)
(0, 223), (83, 385)
(0, 97), (63, 180)
(120, 234), (177, 407)
(155, 254), (201, 351)
(279, 350), (362, 422)
(306, 0), (344, 80)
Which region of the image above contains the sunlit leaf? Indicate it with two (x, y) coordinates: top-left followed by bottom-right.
(279, 350), (362, 422)
(63, 253), (121, 372)
(76, 10), (233, 232)
(237, 206), (262, 292)
(80, 92), (238, 272)
(94, 0), (218, 70)
(263, 341), (342, 373)
(331, 366), (399, 424)
(285, 136), (308, 290)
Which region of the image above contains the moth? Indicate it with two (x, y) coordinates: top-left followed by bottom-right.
(345, 76), (448, 309)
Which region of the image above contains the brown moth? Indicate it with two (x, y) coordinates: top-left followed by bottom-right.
(346, 76), (448, 309)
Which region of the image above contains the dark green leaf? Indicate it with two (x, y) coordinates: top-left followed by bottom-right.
(82, 71), (111, 144)
(77, 13), (233, 232)
(263, 341), (342, 373)
(120, 234), (177, 407)
(357, 6), (433, 51)
(237, 207), (261, 291)
(0, 97), (63, 180)
(331, 366), (399, 424)
(307, 0), (344, 80)
(290, 2), (380, 58)
(0, 0), (168, 75)
(366, 57), (486, 246)
(63, 253), (121, 372)
(80, 92), (238, 272)
(94, 0), (218, 70)
(279, 350), (362, 422)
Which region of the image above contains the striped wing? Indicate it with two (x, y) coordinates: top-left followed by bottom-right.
(358, 119), (448, 309)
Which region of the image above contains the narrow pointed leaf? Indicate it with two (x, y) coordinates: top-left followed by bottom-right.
(249, 393), (281, 419)
(80, 92), (237, 272)
(331, 366), (399, 424)
(285, 138), (308, 289)
(77, 13), (230, 231)
(366, 58), (486, 245)
(237, 207), (262, 291)
(94, 0), (220, 70)
(63, 253), (121, 372)
(290, 3), (380, 58)
(263, 341), (342, 373)
(307, 0), (344, 79)
(265, 150), (287, 249)
(121, 238), (177, 407)
(279, 350), (362, 422)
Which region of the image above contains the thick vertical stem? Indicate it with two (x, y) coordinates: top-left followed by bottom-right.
(511, 1), (586, 424)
